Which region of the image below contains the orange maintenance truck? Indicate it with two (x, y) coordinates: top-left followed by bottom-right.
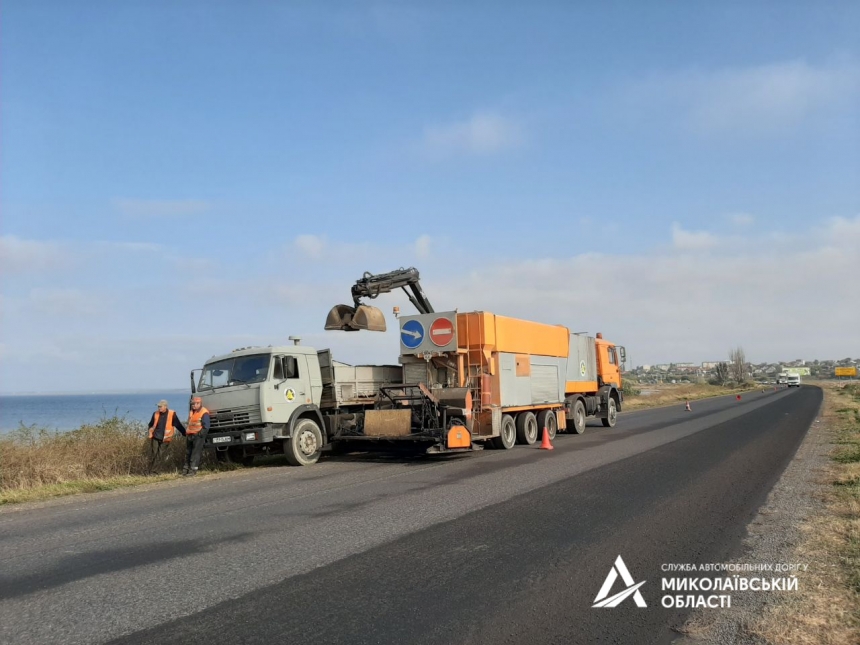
(325, 268), (626, 454)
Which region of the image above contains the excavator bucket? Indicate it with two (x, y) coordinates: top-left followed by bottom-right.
(325, 304), (358, 331)
(324, 304), (387, 331)
(351, 304), (387, 332)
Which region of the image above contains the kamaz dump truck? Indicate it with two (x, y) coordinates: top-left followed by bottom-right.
(194, 268), (626, 465)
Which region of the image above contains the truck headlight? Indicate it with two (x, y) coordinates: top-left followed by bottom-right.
(245, 432), (257, 441)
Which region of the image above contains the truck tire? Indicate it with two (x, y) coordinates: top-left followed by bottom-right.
(601, 397), (618, 428)
(492, 414), (516, 450)
(536, 410), (557, 441)
(284, 418), (323, 466)
(515, 411), (538, 445)
(568, 399), (586, 434)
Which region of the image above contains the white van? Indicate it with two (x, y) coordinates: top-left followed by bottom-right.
(787, 374), (801, 387)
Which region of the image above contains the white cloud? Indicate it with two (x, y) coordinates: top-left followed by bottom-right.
(421, 112), (524, 157)
(113, 199), (212, 218)
(4, 217), (859, 392)
(294, 234), (327, 259)
(671, 223), (719, 250)
(427, 215), (860, 366)
(0, 235), (67, 274)
(414, 234), (431, 259)
(729, 212), (755, 226)
(626, 59), (860, 136)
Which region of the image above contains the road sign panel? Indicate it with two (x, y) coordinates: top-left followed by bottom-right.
(400, 319), (424, 349)
(429, 318), (455, 347)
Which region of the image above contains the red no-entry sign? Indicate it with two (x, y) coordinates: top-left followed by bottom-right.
(429, 318), (455, 347)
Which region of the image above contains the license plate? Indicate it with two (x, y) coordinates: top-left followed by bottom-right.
(212, 436), (232, 444)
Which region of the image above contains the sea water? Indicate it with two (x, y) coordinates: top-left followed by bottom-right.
(0, 391), (190, 434)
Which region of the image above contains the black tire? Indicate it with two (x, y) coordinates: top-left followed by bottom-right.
(241, 455), (255, 467)
(284, 418), (324, 466)
(568, 399), (586, 434)
(515, 411), (538, 445)
(214, 450), (229, 464)
(602, 397), (618, 428)
(536, 410), (557, 441)
(491, 414), (516, 450)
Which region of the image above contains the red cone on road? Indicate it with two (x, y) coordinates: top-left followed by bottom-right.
(736, 394), (742, 401)
(539, 426), (554, 450)
(685, 401), (691, 412)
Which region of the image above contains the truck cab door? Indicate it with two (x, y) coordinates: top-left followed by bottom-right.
(267, 354), (311, 427)
(597, 344), (621, 388)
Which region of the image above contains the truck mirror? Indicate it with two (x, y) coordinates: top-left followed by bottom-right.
(273, 357), (284, 380)
(619, 347), (627, 362)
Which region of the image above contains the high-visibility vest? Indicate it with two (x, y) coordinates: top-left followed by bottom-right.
(187, 407), (210, 435)
(149, 410), (177, 443)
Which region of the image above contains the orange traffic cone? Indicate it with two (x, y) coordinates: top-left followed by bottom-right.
(539, 426), (554, 450)
(685, 401), (691, 412)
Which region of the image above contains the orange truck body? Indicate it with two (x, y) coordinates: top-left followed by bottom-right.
(398, 310), (624, 447)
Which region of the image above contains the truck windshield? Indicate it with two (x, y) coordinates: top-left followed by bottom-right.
(198, 354), (271, 391)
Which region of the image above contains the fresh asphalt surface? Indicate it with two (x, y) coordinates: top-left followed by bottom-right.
(0, 386), (821, 645)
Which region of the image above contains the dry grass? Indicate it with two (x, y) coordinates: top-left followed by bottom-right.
(748, 381), (860, 644)
(0, 416), (196, 505)
(622, 381), (761, 411)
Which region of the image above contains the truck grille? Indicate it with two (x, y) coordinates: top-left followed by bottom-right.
(210, 405), (262, 430)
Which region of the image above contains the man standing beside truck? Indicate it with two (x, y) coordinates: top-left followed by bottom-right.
(184, 396), (210, 476)
(146, 400), (186, 474)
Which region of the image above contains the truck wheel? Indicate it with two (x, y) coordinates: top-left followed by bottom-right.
(284, 418), (323, 466)
(515, 412), (538, 445)
(601, 397), (617, 428)
(568, 400), (586, 434)
(536, 410), (557, 441)
(492, 414), (516, 450)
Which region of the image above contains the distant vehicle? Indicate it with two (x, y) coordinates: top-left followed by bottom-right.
(777, 374), (788, 385)
(787, 374), (801, 388)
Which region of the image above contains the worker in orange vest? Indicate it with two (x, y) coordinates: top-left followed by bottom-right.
(146, 400), (186, 473)
(184, 396), (211, 476)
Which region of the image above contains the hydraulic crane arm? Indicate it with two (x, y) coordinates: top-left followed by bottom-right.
(351, 267), (434, 315)
(325, 267), (433, 332)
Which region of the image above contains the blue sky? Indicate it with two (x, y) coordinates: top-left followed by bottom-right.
(2, 1), (859, 393)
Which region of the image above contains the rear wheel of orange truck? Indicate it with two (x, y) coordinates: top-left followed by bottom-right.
(515, 411), (538, 445)
(536, 410), (557, 441)
(492, 414), (516, 450)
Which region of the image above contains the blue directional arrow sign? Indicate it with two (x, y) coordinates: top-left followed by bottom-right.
(400, 319), (425, 349)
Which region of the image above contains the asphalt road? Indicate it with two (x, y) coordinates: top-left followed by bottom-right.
(0, 386), (821, 645)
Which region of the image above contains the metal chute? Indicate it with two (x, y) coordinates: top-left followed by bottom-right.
(324, 304), (387, 332)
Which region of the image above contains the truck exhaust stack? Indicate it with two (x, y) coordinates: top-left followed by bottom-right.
(324, 304), (387, 332)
